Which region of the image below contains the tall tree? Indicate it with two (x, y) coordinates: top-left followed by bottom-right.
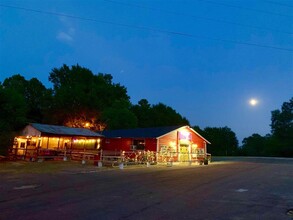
(102, 100), (138, 129)
(131, 99), (190, 128)
(204, 126), (239, 156)
(25, 78), (53, 122)
(131, 99), (152, 127)
(0, 86), (27, 131)
(2, 74), (52, 123)
(271, 97), (293, 140)
(48, 64), (130, 129)
(241, 133), (266, 156)
(2, 74), (27, 94)
(0, 84), (27, 155)
(240, 133), (287, 157)
(270, 97), (293, 156)
(151, 103), (189, 127)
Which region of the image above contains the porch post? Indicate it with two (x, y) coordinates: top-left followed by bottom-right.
(156, 138), (159, 163)
(36, 137), (41, 160)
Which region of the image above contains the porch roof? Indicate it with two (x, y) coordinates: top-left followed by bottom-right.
(101, 125), (183, 138)
(30, 123), (103, 137)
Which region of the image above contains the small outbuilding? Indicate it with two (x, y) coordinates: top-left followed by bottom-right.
(101, 125), (211, 163)
(11, 123), (103, 160)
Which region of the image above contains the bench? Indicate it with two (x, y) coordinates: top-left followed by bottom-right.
(101, 155), (125, 167)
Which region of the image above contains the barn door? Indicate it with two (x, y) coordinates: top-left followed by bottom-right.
(179, 145), (189, 162)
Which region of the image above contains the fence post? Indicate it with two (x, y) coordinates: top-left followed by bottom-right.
(82, 148), (86, 164)
(63, 146), (67, 161)
(24, 145), (28, 161)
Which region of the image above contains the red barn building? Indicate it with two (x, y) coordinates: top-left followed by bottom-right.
(101, 125), (211, 163)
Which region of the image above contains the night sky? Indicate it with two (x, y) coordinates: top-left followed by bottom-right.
(0, 0), (292, 142)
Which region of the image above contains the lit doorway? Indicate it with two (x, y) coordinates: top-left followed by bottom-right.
(179, 144), (189, 162)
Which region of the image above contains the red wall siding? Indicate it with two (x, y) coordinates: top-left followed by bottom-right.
(145, 139), (157, 151)
(158, 130), (177, 149)
(102, 138), (131, 151)
(157, 131), (178, 161)
(102, 137), (157, 152)
(188, 128), (206, 149)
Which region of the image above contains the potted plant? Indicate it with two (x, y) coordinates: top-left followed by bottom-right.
(203, 157), (209, 165)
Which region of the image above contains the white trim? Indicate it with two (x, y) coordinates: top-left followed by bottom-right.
(156, 126), (186, 139)
(156, 137), (159, 162)
(189, 127), (211, 144)
(156, 125), (211, 145)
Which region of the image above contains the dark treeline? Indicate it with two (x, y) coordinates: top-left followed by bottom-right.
(193, 126), (239, 156)
(240, 98), (293, 157)
(0, 64), (292, 157)
(203, 98), (292, 157)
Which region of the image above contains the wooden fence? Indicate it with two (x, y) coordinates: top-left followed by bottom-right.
(8, 147), (211, 166)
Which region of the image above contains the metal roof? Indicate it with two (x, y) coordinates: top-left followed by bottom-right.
(101, 125), (183, 138)
(30, 123), (103, 137)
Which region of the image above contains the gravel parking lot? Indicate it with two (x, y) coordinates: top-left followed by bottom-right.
(0, 157), (292, 220)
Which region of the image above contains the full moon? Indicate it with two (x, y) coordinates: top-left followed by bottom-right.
(249, 98), (258, 106)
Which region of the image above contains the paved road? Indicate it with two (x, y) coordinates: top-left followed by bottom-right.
(1, 158), (293, 220)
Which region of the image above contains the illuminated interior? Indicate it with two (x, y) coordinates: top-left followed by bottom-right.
(158, 128), (206, 162)
(13, 136), (101, 152)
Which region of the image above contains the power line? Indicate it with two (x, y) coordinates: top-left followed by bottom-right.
(104, 0), (293, 35)
(196, 0), (293, 18)
(0, 4), (292, 52)
(264, 1), (293, 8)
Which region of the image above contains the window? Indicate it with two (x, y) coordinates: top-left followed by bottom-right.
(30, 140), (37, 147)
(191, 144), (198, 154)
(131, 139), (145, 150)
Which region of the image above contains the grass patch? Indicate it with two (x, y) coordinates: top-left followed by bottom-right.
(0, 160), (96, 174)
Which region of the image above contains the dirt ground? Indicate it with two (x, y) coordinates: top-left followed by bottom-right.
(0, 160), (99, 174)
(0, 157), (292, 220)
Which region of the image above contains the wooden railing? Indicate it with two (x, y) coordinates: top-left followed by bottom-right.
(8, 147), (212, 165)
